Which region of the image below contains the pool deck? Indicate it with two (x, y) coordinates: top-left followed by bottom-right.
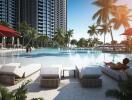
(7, 71), (117, 100)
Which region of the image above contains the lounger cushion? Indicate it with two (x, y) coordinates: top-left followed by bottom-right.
(0, 65), (24, 78)
(80, 67), (101, 79)
(40, 65), (61, 88)
(125, 68), (132, 76)
(20, 64), (41, 77)
(40, 66), (60, 78)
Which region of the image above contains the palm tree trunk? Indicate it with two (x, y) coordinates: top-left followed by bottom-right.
(109, 27), (116, 51)
(26, 38), (32, 47)
(104, 33), (106, 44)
(109, 28), (114, 42)
(32, 40), (34, 47)
(108, 17), (115, 51)
(22, 36), (25, 46)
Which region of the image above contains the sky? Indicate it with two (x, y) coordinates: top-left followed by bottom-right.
(68, 0), (132, 43)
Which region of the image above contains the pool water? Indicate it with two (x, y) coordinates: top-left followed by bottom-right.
(0, 48), (132, 67)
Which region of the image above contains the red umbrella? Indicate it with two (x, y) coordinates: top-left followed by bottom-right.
(122, 28), (132, 36)
(0, 25), (21, 37)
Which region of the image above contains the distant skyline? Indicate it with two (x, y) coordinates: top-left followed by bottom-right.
(68, 0), (132, 43)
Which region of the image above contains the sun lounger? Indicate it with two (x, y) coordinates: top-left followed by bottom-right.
(20, 64), (41, 77)
(0, 63), (41, 85)
(40, 66), (61, 88)
(101, 64), (132, 81)
(76, 66), (102, 87)
(1, 63), (21, 68)
(0, 63), (24, 85)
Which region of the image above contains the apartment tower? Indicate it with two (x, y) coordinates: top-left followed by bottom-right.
(55, 0), (67, 31)
(0, 0), (20, 29)
(0, 0), (67, 39)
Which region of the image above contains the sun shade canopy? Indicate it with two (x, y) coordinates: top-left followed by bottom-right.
(0, 25), (21, 37)
(122, 28), (132, 36)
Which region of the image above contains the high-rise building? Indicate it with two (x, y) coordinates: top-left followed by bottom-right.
(0, 0), (20, 29)
(0, 0), (67, 39)
(20, 0), (55, 39)
(55, 0), (67, 31)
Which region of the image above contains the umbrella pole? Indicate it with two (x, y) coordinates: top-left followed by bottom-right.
(12, 37), (14, 48)
(17, 38), (20, 48)
(2, 37), (6, 48)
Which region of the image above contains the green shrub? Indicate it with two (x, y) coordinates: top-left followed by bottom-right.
(13, 80), (30, 100)
(106, 75), (132, 100)
(0, 84), (14, 100)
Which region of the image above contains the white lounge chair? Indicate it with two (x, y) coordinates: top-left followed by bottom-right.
(76, 65), (102, 87)
(20, 64), (41, 77)
(101, 63), (132, 81)
(0, 63), (41, 85)
(40, 65), (61, 88)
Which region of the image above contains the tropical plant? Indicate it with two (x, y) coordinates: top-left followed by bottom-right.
(64, 29), (73, 47)
(53, 28), (66, 47)
(98, 23), (110, 44)
(26, 27), (40, 47)
(87, 24), (98, 39)
(106, 75), (132, 100)
(77, 38), (88, 47)
(92, 37), (100, 46)
(0, 20), (10, 27)
(70, 39), (77, 46)
(19, 21), (30, 46)
(13, 80), (30, 100)
(87, 38), (102, 47)
(92, 0), (117, 44)
(0, 84), (13, 100)
(0, 80), (30, 100)
(87, 38), (93, 47)
(110, 5), (132, 31)
(37, 35), (49, 47)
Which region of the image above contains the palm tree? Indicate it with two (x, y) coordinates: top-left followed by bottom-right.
(26, 27), (39, 47)
(98, 24), (110, 44)
(110, 5), (132, 31)
(53, 28), (66, 47)
(92, 37), (100, 46)
(64, 29), (73, 47)
(87, 24), (98, 39)
(92, 0), (117, 44)
(19, 21), (30, 46)
(70, 39), (77, 46)
(87, 38), (93, 47)
(37, 35), (49, 47)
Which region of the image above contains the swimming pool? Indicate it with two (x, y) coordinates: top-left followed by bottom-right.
(0, 48), (132, 67)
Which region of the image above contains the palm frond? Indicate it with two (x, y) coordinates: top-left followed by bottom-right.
(97, 16), (101, 24)
(92, 9), (102, 20)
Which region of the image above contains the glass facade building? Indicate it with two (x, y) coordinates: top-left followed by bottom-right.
(0, 0), (67, 39)
(0, 0), (19, 29)
(55, 0), (67, 31)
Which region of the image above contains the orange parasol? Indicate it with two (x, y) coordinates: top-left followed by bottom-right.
(122, 28), (132, 36)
